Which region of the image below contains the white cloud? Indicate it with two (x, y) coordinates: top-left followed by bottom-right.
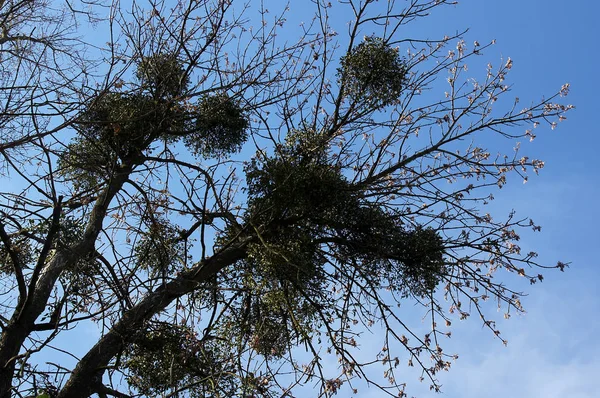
(437, 283), (600, 398)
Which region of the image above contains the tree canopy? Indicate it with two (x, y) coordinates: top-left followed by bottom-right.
(0, 0), (571, 397)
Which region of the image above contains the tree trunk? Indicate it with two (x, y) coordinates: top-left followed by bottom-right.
(0, 166), (134, 397)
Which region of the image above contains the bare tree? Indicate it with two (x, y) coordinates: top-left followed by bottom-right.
(0, 0), (571, 397)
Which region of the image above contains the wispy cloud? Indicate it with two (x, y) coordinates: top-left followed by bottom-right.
(438, 284), (600, 398)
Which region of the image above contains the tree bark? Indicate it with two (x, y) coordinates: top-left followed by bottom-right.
(57, 242), (248, 398)
(0, 165), (134, 398)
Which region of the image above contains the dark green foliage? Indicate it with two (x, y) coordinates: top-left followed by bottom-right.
(247, 227), (323, 287)
(59, 91), (187, 189)
(327, 201), (446, 296)
(217, 146), (329, 356)
(348, 222), (446, 297)
(245, 129), (350, 225)
(58, 93), (159, 186)
(220, 269), (319, 359)
(136, 53), (189, 98)
(283, 127), (329, 159)
(184, 93), (249, 158)
(0, 237), (33, 274)
(241, 289), (311, 358)
(75, 92), (184, 158)
(242, 130), (445, 302)
(59, 55), (247, 191)
(125, 323), (234, 397)
(339, 36), (407, 107)
(0, 216), (91, 274)
(59, 53), (189, 190)
(246, 157), (349, 223)
(241, 138), (344, 301)
(247, 314), (291, 358)
(218, 135), (445, 359)
(134, 216), (186, 275)
(222, 144), (442, 359)
(58, 137), (115, 192)
(333, 212), (446, 297)
(394, 227), (446, 295)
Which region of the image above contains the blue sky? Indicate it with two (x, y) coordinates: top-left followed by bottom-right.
(17, 1), (598, 396)
(358, 1), (599, 397)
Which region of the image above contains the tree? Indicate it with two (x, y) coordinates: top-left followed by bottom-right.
(0, 0), (572, 397)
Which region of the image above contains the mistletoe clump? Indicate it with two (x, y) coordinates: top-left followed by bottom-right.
(60, 53), (249, 191)
(136, 53), (189, 98)
(134, 216), (186, 276)
(222, 148), (446, 362)
(242, 128), (446, 299)
(184, 93), (249, 158)
(125, 323), (234, 396)
(242, 153), (344, 292)
(59, 91), (188, 190)
(397, 227), (446, 295)
(339, 36), (408, 107)
(360, 224), (446, 297)
(244, 291), (308, 358)
(219, 273), (318, 360)
(0, 237), (33, 275)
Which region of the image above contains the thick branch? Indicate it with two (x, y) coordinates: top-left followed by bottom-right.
(57, 238), (250, 398)
(0, 220), (26, 304)
(0, 164), (134, 398)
